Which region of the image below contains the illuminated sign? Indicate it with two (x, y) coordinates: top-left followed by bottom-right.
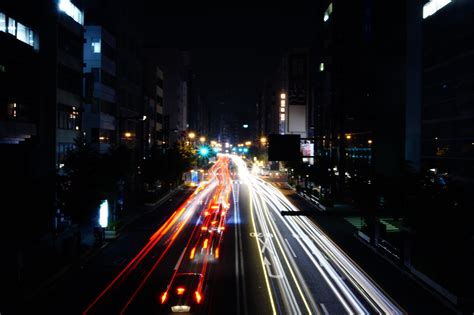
(423, 0), (452, 19)
(98, 199), (109, 228)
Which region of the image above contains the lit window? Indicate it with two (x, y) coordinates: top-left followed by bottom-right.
(320, 63), (324, 72)
(324, 3), (333, 22)
(0, 13), (6, 32)
(91, 38), (101, 53)
(7, 103), (17, 118)
(423, 0), (452, 19)
(280, 113), (285, 121)
(16, 22), (28, 44)
(8, 17), (16, 35)
(280, 107), (285, 113)
(280, 93), (286, 100)
(58, 0), (84, 25)
(15, 22), (35, 47)
(280, 100), (285, 106)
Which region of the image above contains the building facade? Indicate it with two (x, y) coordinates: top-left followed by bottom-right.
(83, 25), (117, 153)
(421, 0), (474, 189)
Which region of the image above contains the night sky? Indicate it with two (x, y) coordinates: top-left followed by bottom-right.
(144, 4), (319, 115)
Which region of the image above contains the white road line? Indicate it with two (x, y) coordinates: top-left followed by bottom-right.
(320, 303), (329, 315)
(174, 247), (186, 270)
(284, 238), (297, 258)
(233, 182), (241, 315)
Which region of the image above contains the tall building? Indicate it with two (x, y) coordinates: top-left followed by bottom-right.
(143, 55), (164, 149)
(1, 1), (84, 309)
(188, 85), (210, 138)
(285, 49), (309, 138)
(314, 1), (422, 187)
(159, 49), (190, 144)
(421, 0), (474, 190)
(55, 0), (84, 165)
(83, 25), (117, 153)
(257, 78), (279, 139)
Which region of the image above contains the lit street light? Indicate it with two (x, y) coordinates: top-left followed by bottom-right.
(188, 132), (196, 140)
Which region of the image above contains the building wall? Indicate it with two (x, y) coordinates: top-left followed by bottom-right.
(56, 0), (84, 164)
(421, 0), (474, 185)
(83, 25), (117, 153)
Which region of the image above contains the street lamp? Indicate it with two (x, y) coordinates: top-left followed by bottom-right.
(245, 141), (252, 146)
(199, 136), (206, 143)
(188, 132), (196, 140)
(260, 137), (267, 144)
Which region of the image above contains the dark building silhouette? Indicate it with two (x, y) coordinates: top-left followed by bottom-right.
(315, 0), (423, 188)
(421, 0), (474, 191)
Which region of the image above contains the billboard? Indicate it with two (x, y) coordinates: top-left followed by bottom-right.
(301, 139), (314, 165)
(268, 134), (301, 161)
(288, 105), (306, 136)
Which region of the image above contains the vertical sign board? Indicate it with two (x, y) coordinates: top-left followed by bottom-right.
(301, 139), (315, 165)
(288, 53), (308, 136)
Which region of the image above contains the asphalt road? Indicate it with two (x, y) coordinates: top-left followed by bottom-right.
(24, 155), (415, 315)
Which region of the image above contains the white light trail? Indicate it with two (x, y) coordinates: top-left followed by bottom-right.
(231, 155), (404, 315)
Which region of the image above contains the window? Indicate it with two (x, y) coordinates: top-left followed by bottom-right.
(0, 12), (5, 32)
(57, 104), (76, 130)
(58, 0), (84, 25)
(16, 22), (35, 47)
(8, 17), (16, 35)
(7, 102), (18, 118)
(320, 62), (325, 72)
(57, 143), (75, 163)
(58, 65), (82, 95)
(16, 22), (29, 45)
(91, 38), (101, 53)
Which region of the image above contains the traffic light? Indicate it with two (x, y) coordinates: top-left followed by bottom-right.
(199, 146), (209, 157)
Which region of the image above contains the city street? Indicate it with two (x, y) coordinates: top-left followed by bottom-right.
(24, 155), (422, 315)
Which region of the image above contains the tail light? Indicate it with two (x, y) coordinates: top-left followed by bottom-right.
(195, 291), (202, 304)
(176, 287), (185, 295)
(161, 292), (168, 304)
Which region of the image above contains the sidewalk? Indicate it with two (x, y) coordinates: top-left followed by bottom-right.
(20, 186), (183, 305)
(278, 183), (462, 315)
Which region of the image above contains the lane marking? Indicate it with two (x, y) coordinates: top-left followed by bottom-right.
(174, 247), (187, 270)
(320, 303), (329, 315)
(233, 185), (241, 315)
(284, 238), (297, 258)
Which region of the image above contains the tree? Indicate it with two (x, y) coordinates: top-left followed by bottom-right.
(60, 134), (102, 225)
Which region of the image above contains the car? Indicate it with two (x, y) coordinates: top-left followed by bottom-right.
(160, 273), (205, 313)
